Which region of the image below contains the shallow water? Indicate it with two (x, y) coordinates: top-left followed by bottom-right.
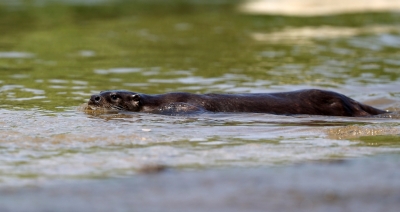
(1, 0), (400, 187)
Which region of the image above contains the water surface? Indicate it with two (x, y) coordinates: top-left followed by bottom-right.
(0, 0), (400, 186)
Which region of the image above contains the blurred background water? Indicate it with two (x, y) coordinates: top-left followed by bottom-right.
(0, 0), (400, 188)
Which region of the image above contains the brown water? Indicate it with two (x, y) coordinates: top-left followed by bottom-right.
(1, 0), (400, 187)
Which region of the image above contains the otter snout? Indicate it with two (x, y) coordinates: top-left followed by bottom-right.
(90, 94), (102, 104)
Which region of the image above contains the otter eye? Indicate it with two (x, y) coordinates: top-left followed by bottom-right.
(110, 94), (118, 101)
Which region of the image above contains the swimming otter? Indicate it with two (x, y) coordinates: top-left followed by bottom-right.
(87, 89), (387, 117)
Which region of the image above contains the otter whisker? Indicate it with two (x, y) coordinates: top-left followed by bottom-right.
(111, 105), (125, 111)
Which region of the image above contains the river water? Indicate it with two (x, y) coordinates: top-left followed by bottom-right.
(0, 0), (400, 210)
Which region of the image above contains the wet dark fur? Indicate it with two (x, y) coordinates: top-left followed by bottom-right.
(87, 89), (387, 117)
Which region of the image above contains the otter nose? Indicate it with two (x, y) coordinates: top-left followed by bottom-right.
(90, 94), (102, 103)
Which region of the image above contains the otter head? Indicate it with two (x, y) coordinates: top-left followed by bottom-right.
(88, 90), (141, 112)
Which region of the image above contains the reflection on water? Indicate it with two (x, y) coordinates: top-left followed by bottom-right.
(0, 108), (399, 186)
(0, 52), (34, 59)
(327, 124), (400, 139)
(0, 0), (400, 186)
(240, 0), (400, 16)
(94, 67), (142, 75)
(251, 25), (400, 44)
(0, 2), (400, 110)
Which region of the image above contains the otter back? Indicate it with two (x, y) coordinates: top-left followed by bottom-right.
(87, 89), (387, 117)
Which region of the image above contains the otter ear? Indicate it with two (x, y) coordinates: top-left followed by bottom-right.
(131, 94), (140, 102)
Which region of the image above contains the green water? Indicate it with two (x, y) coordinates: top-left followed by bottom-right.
(1, 0), (400, 111)
(0, 0), (400, 186)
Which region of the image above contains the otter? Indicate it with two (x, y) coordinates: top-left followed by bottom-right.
(87, 89), (387, 117)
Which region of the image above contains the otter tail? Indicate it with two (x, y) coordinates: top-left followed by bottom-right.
(361, 104), (387, 115)
(355, 102), (387, 116)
